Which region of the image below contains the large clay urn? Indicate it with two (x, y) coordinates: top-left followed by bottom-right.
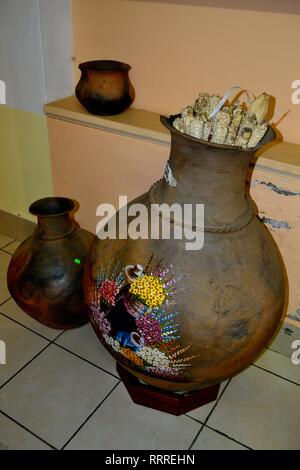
(7, 197), (94, 329)
(85, 115), (285, 392)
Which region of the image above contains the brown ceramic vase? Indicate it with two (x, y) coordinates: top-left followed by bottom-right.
(75, 60), (135, 115)
(7, 197), (94, 329)
(85, 115), (285, 392)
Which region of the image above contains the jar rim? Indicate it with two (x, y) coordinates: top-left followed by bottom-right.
(29, 197), (74, 217)
(161, 114), (276, 153)
(79, 60), (131, 73)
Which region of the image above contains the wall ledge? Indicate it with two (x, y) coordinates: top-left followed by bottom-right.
(44, 96), (300, 178)
(44, 96), (170, 146)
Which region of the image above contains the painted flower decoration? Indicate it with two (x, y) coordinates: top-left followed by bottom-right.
(119, 347), (144, 367)
(103, 334), (120, 352)
(137, 346), (170, 369)
(92, 309), (111, 335)
(136, 314), (162, 345)
(129, 275), (165, 308)
(99, 279), (119, 306)
(146, 366), (181, 381)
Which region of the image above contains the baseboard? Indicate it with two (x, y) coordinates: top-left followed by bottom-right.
(0, 209), (36, 241)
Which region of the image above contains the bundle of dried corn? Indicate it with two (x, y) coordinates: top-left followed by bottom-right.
(173, 92), (270, 149)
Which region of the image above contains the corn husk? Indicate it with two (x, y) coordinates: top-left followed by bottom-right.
(247, 93), (269, 124)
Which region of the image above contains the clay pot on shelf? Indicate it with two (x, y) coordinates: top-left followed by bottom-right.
(7, 197), (94, 329)
(75, 60), (135, 115)
(84, 115), (285, 392)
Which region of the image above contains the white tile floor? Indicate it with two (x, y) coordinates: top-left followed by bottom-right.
(0, 234), (300, 450)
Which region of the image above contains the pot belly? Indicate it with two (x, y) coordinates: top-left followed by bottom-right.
(86, 215), (285, 392)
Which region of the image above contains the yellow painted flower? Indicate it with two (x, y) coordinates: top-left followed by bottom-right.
(129, 275), (165, 308)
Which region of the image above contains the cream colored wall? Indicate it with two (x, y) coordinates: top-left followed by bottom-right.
(0, 106), (53, 221)
(72, 0), (300, 145)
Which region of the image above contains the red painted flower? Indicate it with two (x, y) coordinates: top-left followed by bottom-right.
(99, 279), (119, 306)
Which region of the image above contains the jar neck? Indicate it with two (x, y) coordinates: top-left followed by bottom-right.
(153, 131), (255, 231)
(36, 214), (75, 240)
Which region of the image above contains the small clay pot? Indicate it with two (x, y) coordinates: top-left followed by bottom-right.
(75, 60), (135, 115)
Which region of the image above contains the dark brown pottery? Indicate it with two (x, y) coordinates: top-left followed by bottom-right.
(85, 115), (285, 392)
(75, 60), (135, 115)
(7, 197), (94, 329)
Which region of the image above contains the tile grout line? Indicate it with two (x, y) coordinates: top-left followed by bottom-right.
(0, 410), (56, 450)
(0, 327), (65, 391)
(0, 306), (120, 380)
(0, 310), (63, 342)
(187, 423), (205, 450)
(60, 380), (121, 450)
(0, 342), (53, 391)
(187, 379), (231, 450)
(0, 327), (118, 450)
(203, 423), (253, 450)
(52, 341), (120, 380)
(251, 363), (300, 387)
(1, 249), (16, 255)
(4, 305), (298, 387)
(186, 414), (251, 449)
(185, 414), (205, 426)
(0, 297), (12, 306)
(0, 238), (17, 251)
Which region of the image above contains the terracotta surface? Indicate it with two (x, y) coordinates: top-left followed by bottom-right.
(7, 197), (94, 329)
(75, 60), (135, 115)
(84, 117), (285, 392)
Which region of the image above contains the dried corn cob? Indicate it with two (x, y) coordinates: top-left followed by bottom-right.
(215, 110), (231, 126)
(225, 129), (236, 145)
(173, 117), (184, 132)
(189, 117), (204, 139)
(194, 93), (209, 115)
(172, 90), (271, 148)
(211, 123), (228, 144)
(235, 127), (252, 147)
(207, 94), (222, 116)
(224, 105), (242, 144)
(181, 106), (194, 119)
(231, 104), (243, 128)
(247, 123), (268, 148)
(203, 121), (213, 141)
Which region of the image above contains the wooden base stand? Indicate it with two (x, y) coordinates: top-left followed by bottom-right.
(117, 363), (220, 416)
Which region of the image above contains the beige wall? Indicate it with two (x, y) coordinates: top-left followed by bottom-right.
(47, 117), (168, 232)
(0, 106), (53, 222)
(72, 0), (300, 144)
